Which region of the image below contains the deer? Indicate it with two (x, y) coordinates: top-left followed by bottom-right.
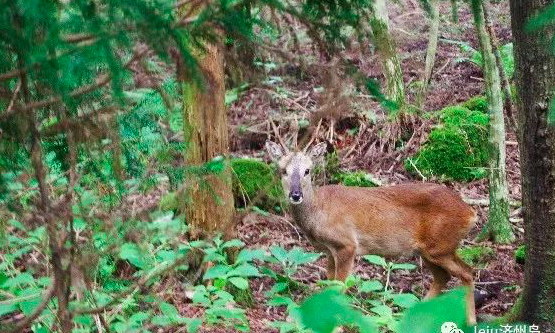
(265, 140), (477, 325)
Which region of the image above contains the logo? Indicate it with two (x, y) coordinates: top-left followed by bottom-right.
(441, 322), (464, 333)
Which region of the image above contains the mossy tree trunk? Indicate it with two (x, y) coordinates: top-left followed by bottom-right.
(181, 39), (235, 240)
(510, 0), (555, 328)
(418, 0), (440, 107)
(369, 0), (405, 106)
(472, 0), (514, 244)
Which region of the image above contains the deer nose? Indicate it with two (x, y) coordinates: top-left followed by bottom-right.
(289, 191), (303, 203)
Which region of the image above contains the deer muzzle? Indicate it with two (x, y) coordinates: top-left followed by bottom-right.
(289, 168), (303, 204)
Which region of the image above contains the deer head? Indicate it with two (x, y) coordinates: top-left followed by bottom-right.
(265, 141), (327, 205)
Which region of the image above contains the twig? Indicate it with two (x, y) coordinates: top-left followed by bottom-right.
(269, 117), (290, 153)
(303, 118), (323, 151)
(2, 80), (21, 118)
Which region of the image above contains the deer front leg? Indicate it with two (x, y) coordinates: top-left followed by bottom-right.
(333, 244), (356, 281)
(326, 253), (335, 280)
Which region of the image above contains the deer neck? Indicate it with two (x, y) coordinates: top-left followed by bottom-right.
(290, 190), (318, 229)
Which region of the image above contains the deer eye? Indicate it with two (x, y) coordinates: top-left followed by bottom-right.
(304, 169), (310, 176)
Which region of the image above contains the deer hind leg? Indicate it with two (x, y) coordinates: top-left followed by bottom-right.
(422, 258), (450, 299)
(427, 254), (476, 325)
(332, 244), (356, 281)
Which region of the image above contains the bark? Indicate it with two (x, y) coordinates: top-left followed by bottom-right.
(472, 0), (514, 244)
(418, 0), (440, 107)
(482, 1), (515, 130)
(181, 40), (235, 239)
(369, 0), (405, 106)
(510, 0), (555, 329)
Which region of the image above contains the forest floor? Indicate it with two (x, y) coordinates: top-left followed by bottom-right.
(190, 1), (522, 332)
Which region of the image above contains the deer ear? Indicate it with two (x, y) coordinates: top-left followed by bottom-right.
(265, 141), (284, 162)
(308, 142), (328, 161)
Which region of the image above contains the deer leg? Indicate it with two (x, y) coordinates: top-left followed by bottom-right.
(422, 257), (450, 299)
(326, 252), (336, 280)
(430, 254), (476, 325)
(333, 244), (356, 281)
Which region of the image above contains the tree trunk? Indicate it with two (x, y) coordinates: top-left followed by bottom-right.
(369, 0), (405, 106)
(510, 0), (555, 329)
(181, 40), (235, 239)
(472, 0), (514, 244)
(418, 0), (440, 107)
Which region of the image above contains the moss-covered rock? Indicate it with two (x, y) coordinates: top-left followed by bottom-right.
(231, 158), (283, 211)
(405, 105), (489, 181)
(333, 171), (379, 187)
(460, 95), (488, 113)
(457, 245), (495, 268)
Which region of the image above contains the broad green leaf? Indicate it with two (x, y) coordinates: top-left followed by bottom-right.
(370, 304), (393, 318)
(392, 293), (420, 308)
(228, 277), (249, 290)
(398, 288), (469, 333)
(236, 248), (268, 263)
(288, 248), (320, 265)
(203, 265), (231, 280)
(17, 288), (43, 315)
(391, 263), (417, 271)
(222, 239), (245, 249)
(299, 289), (377, 333)
(360, 280), (383, 293)
(270, 246), (289, 263)
(159, 302), (180, 319)
(363, 255), (387, 268)
(230, 263), (261, 277)
(119, 243), (148, 269)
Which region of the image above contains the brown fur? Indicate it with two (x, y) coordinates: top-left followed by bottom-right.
(265, 141), (477, 324)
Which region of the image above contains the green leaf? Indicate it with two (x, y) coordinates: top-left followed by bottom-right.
(230, 263), (261, 277)
(370, 304), (393, 318)
(159, 302), (180, 319)
(17, 288), (43, 315)
(288, 248), (320, 265)
(299, 289), (377, 333)
(270, 245), (289, 263)
(363, 255), (387, 268)
(392, 293), (420, 308)
(391, 263), (417, 271)
(360, 280), (383, 293)
(398, 288), (469, 333)
(222, 239), (245, 249)
(228, 277), (249, 290)
(203, 265), (231, 280)
(236, 248), (268, 263)
(186, 318), (202, 333)
(119, 243), (148, 269)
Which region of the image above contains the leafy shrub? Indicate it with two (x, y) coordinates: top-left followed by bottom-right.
(457, 245), (495, 268)
(405, 105), (489, 181)
(231, 158), (284, 210)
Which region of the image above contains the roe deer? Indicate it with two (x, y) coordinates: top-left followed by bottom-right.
(265, 141), (477, 325)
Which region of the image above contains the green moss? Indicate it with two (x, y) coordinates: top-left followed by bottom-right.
(405, 105), (489, 181)
(333, 171), (379, 187)
(231, 158), (283, 211)
(515, 245), (526, 264)
(159, 191), (179, 211)
(460, 95), (488, 113)
(457, 245), (495, 268)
